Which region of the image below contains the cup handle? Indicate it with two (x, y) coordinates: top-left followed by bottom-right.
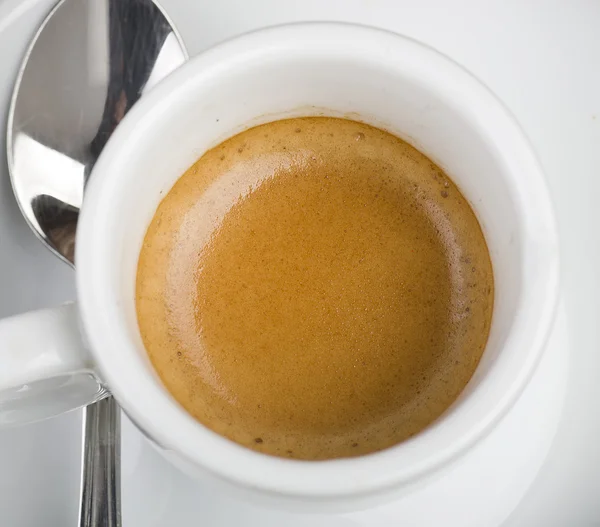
(0, 302), (107, 426)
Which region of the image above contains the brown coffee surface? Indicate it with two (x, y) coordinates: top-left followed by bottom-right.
(136, 117), (493, 460)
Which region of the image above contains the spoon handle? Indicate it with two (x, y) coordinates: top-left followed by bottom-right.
(78, 396), (121, 527)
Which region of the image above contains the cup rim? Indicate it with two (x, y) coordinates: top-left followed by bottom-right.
(76, 22), (560, 500)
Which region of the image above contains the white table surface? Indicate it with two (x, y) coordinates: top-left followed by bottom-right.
(1, 0), (599, 525)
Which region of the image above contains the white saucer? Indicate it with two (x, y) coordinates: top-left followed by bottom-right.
(0, 0), (570, 525)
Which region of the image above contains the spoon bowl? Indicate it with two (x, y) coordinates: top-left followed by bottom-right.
(8, 0), (187, 264)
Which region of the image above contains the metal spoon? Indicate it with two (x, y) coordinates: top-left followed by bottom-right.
(6, 0), (187, 524)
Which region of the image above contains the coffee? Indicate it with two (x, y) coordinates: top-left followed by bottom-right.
(136, 117), (493, 460)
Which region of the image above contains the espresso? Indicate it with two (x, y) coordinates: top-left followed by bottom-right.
(136, 117), (494, 460)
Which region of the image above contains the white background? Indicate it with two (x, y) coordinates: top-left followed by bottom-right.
(0, 0), (599, 525)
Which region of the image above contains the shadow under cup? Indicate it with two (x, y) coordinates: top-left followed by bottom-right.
(76, 24), (558, 505)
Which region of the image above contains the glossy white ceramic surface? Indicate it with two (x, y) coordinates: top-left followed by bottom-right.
(72, 22), (557, 506)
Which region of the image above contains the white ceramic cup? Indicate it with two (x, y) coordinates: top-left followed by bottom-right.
(0, 23), (559, 508)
